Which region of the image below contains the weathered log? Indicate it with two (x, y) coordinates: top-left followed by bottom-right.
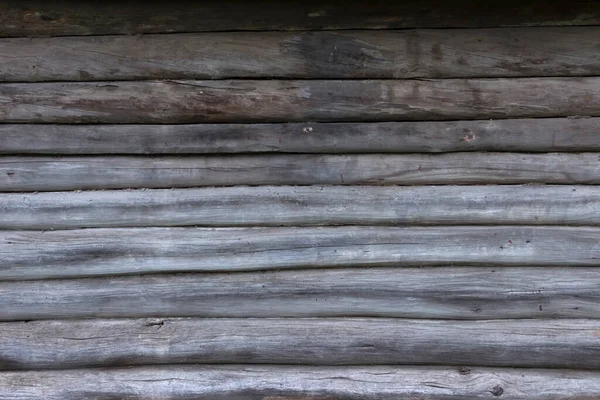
(2, 365), (600, 400)
(2, 0), (599, 37)
(1, 185), (599, 230)
(1, 267), (598, 321)
(2, 28), (600, 81)
(2, 153), (600, 192)
(1, 226), (598, 280)
(2, 78), (600, 123)
(2, 318), (599, 369)
(2, 118), (599, 155)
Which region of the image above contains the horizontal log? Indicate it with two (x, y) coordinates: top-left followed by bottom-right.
(1, 118), (600, 155)
(1, 267), (599, 321)
(2, 366), (600, 400)
(2, 0), (599, 37)
(2, 78), (600, 123)
(2, 318), (599, 369)
(1, 185), (599, 230)
(3, 28), (600, 81)
(2, 153), (600, 192)
(1, 226), (598, 280)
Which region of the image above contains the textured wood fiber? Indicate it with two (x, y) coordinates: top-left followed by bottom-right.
(3, 365), (600, 400)
(1, 267), (598, 321)
(2, 318), (600, 370)
(2, 118), (599, 154)
(1, 185), (599, 229)
(2, 78), (600, 123)
(1, 226), (599, 280)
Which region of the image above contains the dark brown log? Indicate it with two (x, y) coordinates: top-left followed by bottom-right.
(1, 0), (599, 37)
(2, 78), (600, 123)
(2, 28), (600, 81)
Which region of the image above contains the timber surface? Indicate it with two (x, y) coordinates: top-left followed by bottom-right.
(2, 118), (600, 154)
(3, 366), (600, 400)
(2, 318), (599, 369)
(3, 78), (600, 123)
(2, 28), (600, 81)
(2, 0), (599, 37)
(3, 153), (600, 192)
(2, 226), (599, 280)
(2, 185), (598, 229)
(2, 2), (600, 398)
(1, 267), (598, 321)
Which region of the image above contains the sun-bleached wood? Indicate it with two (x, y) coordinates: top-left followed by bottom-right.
(2, 0), (599, 37)
(2, 28), (600, 81)
(1, 185), (599, 230)
(2, 78), (600, 123)
(2, 365), (600, 400)
(1, 226), (599, 280)
(2, 153), (600, 192)
(1, 267), (598, 321)
(2, 318), (600, 370)
(2, 118), (599, 155)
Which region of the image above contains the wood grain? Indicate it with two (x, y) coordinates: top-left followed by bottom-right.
(2, 78), (600, 123)
(2, 0), (599, 37)
(2, 118), (600, 154)
(2, 28), (600, 81)
(2, 185), (599, 229)
(1, 226), (598, 280)
(2, 365), (600, 400)
(1, 267), (598, 321)
(2, 153), (600, 192)
(2, 318), (599, 369)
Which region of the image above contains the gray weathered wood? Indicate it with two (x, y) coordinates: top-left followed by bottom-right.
(2, 318), (599, 369)
(2, 153), (600, 192)
(2, 185), (599, 230)
(1, 226), (598, 280)
(2, 0), (599, 37)
(3, 28), (600, 81)
(2, 118), (600, 154)
(3, 365), (600, 400)
(2, 78), (600, 123)
(1, 267), (599, 321)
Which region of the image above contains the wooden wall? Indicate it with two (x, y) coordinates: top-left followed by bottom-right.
(1, 1), (600, 398)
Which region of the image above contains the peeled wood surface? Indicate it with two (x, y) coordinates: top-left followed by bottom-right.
(3, 153), (600, 192)
(2, 267), (599, 321)
(3, 28), (600, 81)
(2, 78), (600, 123)
(3, 366), (600, 400)
(2, 226), (599, 280)
(2, 0), (599, 37)
(2, 318), (600, 369)
(2, 185), (599, 230)
(2, 118), (600, 155)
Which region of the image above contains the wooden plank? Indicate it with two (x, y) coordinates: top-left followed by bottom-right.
(2, 0), (599, 37)
(2, 318), (599, 369)
(2, 153), (600, 192)
(1, 185), (599, 230)
(3, 366), (600, 400)
(2, 28), (600, 81)
(2, 78), (600, 123)
(2, 118), (599, 155)
(1, 267), (599, 321)
(1, 226), (598, 280)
